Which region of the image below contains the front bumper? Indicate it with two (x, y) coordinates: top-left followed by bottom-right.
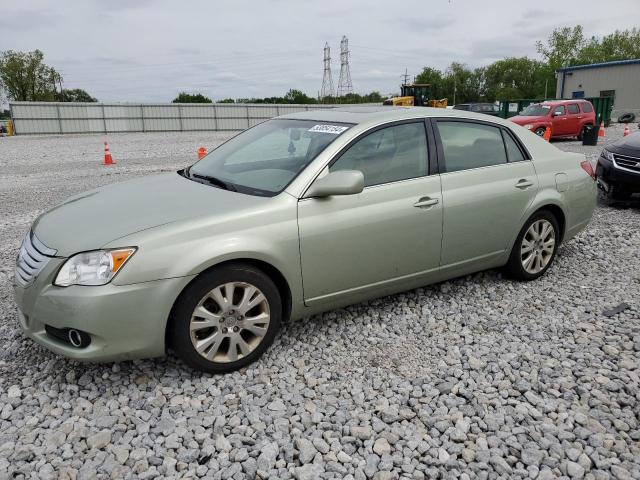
(13, 258), (194, 362)
(596, 155), (640, 192)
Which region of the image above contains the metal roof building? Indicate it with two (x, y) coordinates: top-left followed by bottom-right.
(556, 59), (640, 120)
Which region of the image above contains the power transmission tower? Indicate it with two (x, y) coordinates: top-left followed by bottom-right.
(320, 42), (334, 99)
(336, 36), (353, 97)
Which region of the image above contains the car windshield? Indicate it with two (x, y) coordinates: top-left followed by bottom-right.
(188, 119), (353, 196)
(520, 104), (551, 116)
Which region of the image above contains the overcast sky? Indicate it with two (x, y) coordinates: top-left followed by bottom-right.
(2, 0), (639, 102)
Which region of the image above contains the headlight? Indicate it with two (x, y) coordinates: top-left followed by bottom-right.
(601, 149), (615, 161)
(54, 248), (136, 286)
(524, 124), (534, 130)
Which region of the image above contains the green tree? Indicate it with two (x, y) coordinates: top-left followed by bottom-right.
(442, 62), (482, 104)
(172, 92), (212, 103)
(578, 28), (640, 64)
(283, 89), (317, 104)
(61, 88), (97, 102)
(0, 49), (60, 101)
(483, 57), (551, 100)
(218, 98), (235, 103)
(536, 25), (586, 71)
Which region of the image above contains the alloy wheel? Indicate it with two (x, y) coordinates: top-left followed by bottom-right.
(189, 282), (270, 363)
(520, 219), (556, 274)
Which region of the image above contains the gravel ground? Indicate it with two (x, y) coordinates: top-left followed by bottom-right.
(0, 125), (638, 480)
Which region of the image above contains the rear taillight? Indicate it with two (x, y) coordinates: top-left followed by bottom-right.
(580, 160), (596, 180)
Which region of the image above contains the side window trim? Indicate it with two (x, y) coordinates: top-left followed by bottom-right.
(432, 117), (531, 174)
(326, 119), (432, 186)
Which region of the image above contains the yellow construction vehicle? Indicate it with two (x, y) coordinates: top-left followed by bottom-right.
(383, 83), (448, 108)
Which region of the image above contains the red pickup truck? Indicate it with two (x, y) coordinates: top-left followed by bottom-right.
(510, 99), (596, 139)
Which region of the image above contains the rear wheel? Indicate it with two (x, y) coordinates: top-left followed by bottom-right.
(506, 211), (559, 281)
(169, 264), (282, 373)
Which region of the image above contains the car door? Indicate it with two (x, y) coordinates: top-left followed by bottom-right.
(551, 105), (569, 135)
(566, 103), (581, 135)
(297, 120), (443, 307)
(434, 119), (538, 271)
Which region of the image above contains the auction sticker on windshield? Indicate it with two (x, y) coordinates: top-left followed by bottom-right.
(308, 124), (349, 134)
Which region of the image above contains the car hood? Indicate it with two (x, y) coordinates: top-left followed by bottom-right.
(33, 172), (267, 256)
(607, 131), (640, 156)
(510, 115), (545, 125)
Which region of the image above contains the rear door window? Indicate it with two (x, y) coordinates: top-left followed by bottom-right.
(437, 121), (508, 173)
(567, 104), (580, 114)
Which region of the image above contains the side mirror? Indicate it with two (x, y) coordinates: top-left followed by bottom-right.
(305, 170), (364, 198)
(553, 111), (562, 116)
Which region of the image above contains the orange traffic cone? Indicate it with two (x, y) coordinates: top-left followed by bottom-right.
(598, 121), (605, 138)
(197, 146), (207, 160)
(103, 141), (114, 165)
(543, 126), (551, 142)
(623, 125), (630, 137)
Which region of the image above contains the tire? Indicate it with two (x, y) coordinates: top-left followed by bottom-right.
(505, 211), (560, 281)
(169, 263), (282, 373)
(617, 112), (635, 123)
(534, 127), (546, 137)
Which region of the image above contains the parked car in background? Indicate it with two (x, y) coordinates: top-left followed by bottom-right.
(510, 100), (596, 139)
(597, 131), (640, 200)
(13, 107), (597, 373)
(453, 103), (501, 116)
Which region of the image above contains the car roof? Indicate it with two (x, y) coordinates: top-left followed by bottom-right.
(540, 99), (590, 106)
(279, 105), (514, 127)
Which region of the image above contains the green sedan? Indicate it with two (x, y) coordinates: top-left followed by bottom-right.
(13, 107), (597, 373)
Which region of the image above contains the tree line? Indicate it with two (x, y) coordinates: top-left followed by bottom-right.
(172, 90), (384, 104)
(1, 25), (639, 107)
(416, 26), (640, 104)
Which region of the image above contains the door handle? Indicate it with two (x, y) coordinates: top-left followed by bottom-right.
(515, 179), (534, 189)
(414, 197), (439, 208)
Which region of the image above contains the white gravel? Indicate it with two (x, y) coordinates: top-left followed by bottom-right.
(0, 125), (639, 479)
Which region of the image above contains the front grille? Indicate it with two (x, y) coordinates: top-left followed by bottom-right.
(15, 231), (57, 287)
(613, 153), (640, 173)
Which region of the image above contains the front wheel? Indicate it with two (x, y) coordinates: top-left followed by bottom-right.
(505, 211), (559, 281)
(169, 264), (282, 373)
(534, 127), (546, 137)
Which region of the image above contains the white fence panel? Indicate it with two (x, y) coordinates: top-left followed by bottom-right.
(182, 118), (217, 130)
(9, 102), (358, 135)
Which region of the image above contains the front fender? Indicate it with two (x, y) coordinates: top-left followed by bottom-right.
(106, 195), (304, 309)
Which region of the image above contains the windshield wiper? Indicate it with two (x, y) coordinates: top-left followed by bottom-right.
(191, 172), (237, 192)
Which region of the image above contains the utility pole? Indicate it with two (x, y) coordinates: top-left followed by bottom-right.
(401, 69), (409, 86)
(57, 73), (64, 101)
(544, 78), (549, 99)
